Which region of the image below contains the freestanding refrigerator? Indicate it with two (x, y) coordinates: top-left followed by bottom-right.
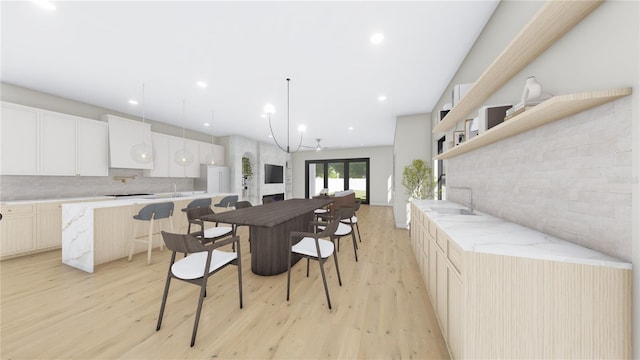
(194, 165), (230, 193)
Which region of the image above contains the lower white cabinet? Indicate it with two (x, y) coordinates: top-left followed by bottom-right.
(0, 205), (36, 257)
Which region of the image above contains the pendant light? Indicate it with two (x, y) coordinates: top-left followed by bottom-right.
(174, 99), (194, 167)
(266, 78), (305, 153)
(130, 83), (153, 163)
(204, 111), (217, 166)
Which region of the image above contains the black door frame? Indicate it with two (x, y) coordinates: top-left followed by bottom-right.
(304, 158), (370, 204)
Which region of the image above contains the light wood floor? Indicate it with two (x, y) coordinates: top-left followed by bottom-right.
(0, 205), (449, 359)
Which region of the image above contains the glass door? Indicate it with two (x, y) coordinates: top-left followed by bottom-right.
(305, 158), (370, 204)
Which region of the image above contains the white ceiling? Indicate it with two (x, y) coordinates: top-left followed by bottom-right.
(1, 1), (498, 150)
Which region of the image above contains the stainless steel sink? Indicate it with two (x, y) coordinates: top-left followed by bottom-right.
(430, 207), (475, 215)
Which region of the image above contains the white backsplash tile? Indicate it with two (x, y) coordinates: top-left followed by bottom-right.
(446, 97), (632, 261)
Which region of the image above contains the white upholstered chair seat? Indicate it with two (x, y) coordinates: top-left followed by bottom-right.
(314, 208), (329, 214)
(318, 222), (352, 236)
(171, 250), (237, 280)
(204, 226), (233, 239)
(292, 237), (335, 259)
(340, 216), (358, 224)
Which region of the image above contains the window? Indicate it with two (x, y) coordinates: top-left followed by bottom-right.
(305, 158), (370, 204)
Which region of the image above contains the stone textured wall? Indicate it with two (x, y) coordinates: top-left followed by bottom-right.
(446, 97), (632, 261)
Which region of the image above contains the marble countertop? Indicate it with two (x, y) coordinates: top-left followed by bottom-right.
(61, 191), (233, 210)
(412, 200), (631, 270)
(1, 196), (115, 206)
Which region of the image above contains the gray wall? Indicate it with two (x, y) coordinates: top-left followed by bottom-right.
(290, 146), (393, 206)
(432, 1), (639, 355)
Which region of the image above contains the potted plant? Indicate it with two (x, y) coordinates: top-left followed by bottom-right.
(402, 159), (436, 199)
(242, 157), (253, 189)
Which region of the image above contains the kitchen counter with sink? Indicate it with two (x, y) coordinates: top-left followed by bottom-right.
(412, 200), (630, 269)
(62, 192), (237, 273)
(409, 200), (631, 358)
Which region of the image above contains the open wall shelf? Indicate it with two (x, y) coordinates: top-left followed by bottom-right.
(433, 0), (603, 134)
(434, 88), (632, 160)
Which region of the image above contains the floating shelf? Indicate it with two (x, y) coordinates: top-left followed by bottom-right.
(434, 88), (632, 160)
(433, 0), (603, 134)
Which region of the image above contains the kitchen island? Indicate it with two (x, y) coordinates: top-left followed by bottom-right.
(62, 192), (236, 273)
(410, 200), (631, 359)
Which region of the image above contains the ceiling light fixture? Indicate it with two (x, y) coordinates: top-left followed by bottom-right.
(128, 99), (138, 105)
(130, 83), (153, 164)
(378, 95), (387, 101)
(266, 78), (305, 153)
(196, 81), (207, 88)
(32, 0), (56, 11)
(174, 99), (194, 167)
(370, 33), (384, 45)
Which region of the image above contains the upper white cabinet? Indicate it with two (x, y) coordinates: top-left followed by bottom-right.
(0, 103), (39, 175)
(77, 119), (109, 176)
(0, 102), (109, 176)
(104, 114), (153, 169)
(143, 132), (201, 178)
(198, 142), (225, 166)
(40, 112), (77, 175)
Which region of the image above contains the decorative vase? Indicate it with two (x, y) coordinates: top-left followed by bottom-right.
(520, 76), (543, 104)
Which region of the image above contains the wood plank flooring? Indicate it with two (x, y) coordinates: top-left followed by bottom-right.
(0, 205), (449, 359)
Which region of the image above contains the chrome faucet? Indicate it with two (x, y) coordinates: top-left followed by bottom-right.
(450, 186), (473, 213)
(171, 183), (177, 197)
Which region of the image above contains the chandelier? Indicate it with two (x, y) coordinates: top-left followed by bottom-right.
(266, 78), (305, 153)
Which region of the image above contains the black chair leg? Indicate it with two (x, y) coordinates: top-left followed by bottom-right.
(333, 249), (342, 287)
(156, 273), (172, 331)
(351, 232), (358, 262)
(355, 223), (362, 243)
(190, 282), (207, 347)
(306, 258), (310, 277)
(318, 259), (332, 310)
(286, 247), (292, 301)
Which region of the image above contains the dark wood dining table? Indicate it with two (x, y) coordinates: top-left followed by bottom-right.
(200, 198), (332, 276)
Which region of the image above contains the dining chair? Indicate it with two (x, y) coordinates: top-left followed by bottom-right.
(186, 206), (233, 245)
(128, 202), (174, 265)
(233, 201), (253, 252)
(214, 195), (238, 208)
(287, 217), (342, 309)
(156, 231), (242, 347)
(180, 198), (212, 231)
(341, 200), (363, 243)
(319, 207), (358, 262)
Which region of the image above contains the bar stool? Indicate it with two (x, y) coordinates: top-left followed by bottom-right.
(181, 198), (212, 232)
(128, 202), (174, 265)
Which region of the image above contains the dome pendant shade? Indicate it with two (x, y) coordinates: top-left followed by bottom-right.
(174, 148), (194, 166)
(131, 142), (153, 163)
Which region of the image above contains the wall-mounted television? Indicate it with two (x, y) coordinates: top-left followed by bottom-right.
(264, 164), (284, 184)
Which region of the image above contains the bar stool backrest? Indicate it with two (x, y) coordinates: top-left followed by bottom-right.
(185, 198), (211, 211)
(134, 202), (174, 221)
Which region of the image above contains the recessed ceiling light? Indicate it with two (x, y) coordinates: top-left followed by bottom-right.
(298, 125), (306, 132)
(203, 123), (210, 127)
(370, 33), (384, 45)
(32, 0), (56, 11)
(268, 134), (273, 138)
(128, 99), (138, 105)
(196, 81), (207, 88)
(378, 95), (387, 102)
(348, 126), (354, 131)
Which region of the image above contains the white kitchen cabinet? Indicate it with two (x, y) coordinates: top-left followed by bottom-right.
(1, 102), (109, 177)
(40, 112), (77, 176)
(36, 202), (63, 249)
(41, 111), (109, 176)
(77, 119), (109, 176)
(143, 133), (170, 177)
(144, 133), (200, 178)
(198, 141), (225, 166)
(0, 102), (39, 175)
(104, 114), (153, 169)
(168, 137), (200, 178)
(0, 204), (36, 258)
